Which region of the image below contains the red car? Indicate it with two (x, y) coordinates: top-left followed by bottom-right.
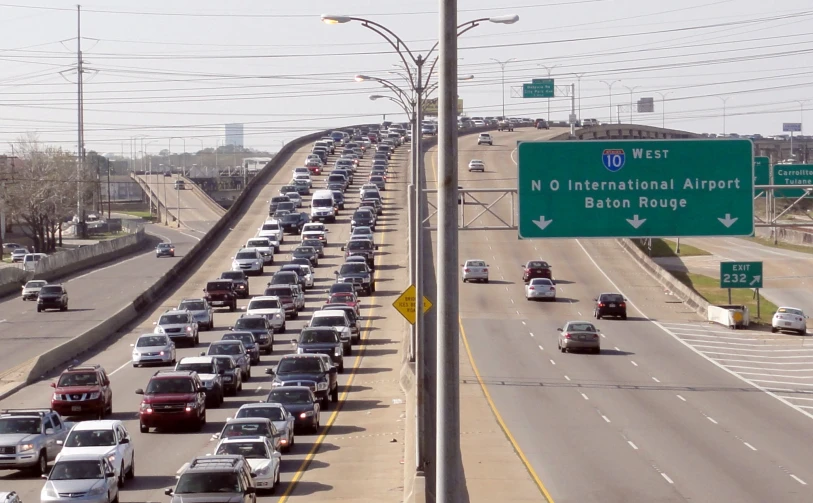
(50, 364), (113, 419)
(305, 159), (322, 175)
(522, 260), (553, 283)
(135, 370), (207, 433)
(326, 292), (360, 315)
(368, 133), (379, 143)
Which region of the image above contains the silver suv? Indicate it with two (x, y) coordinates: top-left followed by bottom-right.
(232, 248), (264, 276)
(166, 455), (257, 503)
(154, 310), (199, 347)
(178, 298), (214, 331)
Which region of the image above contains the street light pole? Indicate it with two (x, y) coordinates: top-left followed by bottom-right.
(539, 64), (558, 122)
(570, 73), (585, 121)
(600, 80), (621, 124)
(490, 58), (515, 118)
(655, 91), (673, 129)
(718, 96), (731, 135)
(623, 85), (640, 124)
(106, 157), (111, 219)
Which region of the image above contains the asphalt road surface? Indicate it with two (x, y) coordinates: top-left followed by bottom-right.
(136, 173), (223, 235)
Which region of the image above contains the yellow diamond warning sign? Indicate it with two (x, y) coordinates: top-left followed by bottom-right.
(392, 284), (432, 325)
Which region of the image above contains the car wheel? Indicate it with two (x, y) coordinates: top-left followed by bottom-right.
(126, 456), (135, 479)
(140, 423), (148, 433)
(331, 386), (339, 403)
(799, 329), (807, 336)
(771, 327), (778, 333)
(484, 279), (489, 283)
(34, 450), (47, 475)
(132, 363), (140, 368)
(321, 396), (329, 410)
(36, 305), (42, 312)
(596, 313), (602, 320)
(622, 314), (628, 320)
(230, 302), (236, 312)
(118, 463), (125, 487)
(560, 346), (566, 353)
(343, 345), (351, 356)
(312, 418), (319, 434)
(462, 278), (467, 283)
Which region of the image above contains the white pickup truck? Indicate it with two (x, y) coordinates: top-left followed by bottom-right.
(256, 219), (283, 251)
(0, 408), (73, 474)
(301, 222), (330, 246)
(245, 237), (275, 264)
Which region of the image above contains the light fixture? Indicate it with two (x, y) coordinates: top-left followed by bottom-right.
(321, 14), (352, 24)
(489, 14), (520, 24)
(355, 75), (370, 82)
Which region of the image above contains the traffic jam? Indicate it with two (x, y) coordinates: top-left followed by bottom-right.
(0, 123), (405, 501)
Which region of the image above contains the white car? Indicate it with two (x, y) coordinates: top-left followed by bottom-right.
(468, 159), (485, 172)
(359, 183), (379, 198)
(213, 436), (281, 494)
(293, 172), (312, 188)
(131, 333), (176, 367)
(21, 279), (47, 301)
(285, 192), (303, 208)
(293, 166), (310, 178)
(461, 259), (489, 283)
(525, 278), (556, 301)
(245, 237), (275, 264)
(257, 219), (283, 249)
(235, 403), (295, 452)
(246, 296), (286, 332)
(296, 264), (315, 288)
(232, 248), (264, 276)
(772, 306), (807, 335)
(301, 222), (329, 244)
(477, 133), (492, 145)
(56, 420), (135, 487)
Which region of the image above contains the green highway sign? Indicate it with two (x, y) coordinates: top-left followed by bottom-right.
(772, 164), (813, 199)
(720, 261), (763, 289)
(523, 80), (554, 98)
(517, 139), (755, 239)
(754, 156), (769, 195)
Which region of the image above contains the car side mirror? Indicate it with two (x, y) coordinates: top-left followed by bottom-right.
(229, 326), (234, 330)
(265, 368), (275, 375)
(246, 487), (256, 495)
(120, 437), (130, 444)
(135, 389), (144, 395)
(50, 382), (56, 388)
(200, 352), (206, 356)
(340, 246), (345, 251)
(202, 288), (206, 293)
(556, 328), (563, 332)
(329, 367), (338, 374)
(42, 473), (49, 479)
(593, 298), (597, 301)
(334, 271), (338, 275)
(56, 439), (63, 445)
(44, 427), (54, 435)
(197, 387), (206, 393)
(164, 488), (174, 496)
(375, 245), (379, 250)
(290, 339), (297, 345)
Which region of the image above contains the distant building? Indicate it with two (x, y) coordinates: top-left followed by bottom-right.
(225, 123), (244, 147)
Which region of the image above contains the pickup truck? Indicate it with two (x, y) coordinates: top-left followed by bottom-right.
(0, 408), (73, 474)
(497, 120), (514, 132)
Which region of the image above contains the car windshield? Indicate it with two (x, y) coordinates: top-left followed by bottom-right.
(213, 357), (235, 370)
(49, 460), (103, 480)
(236, 252), (256, 260)
(566, 323), (596, 333)
(221, 422), (270, 438)
(303, 240), (321, 248)
(58, 372), (98, 387)
(216, 441), (268, 459)
(311, 316), (344, 328)
(347, 241), (371, 251)
(370, 176), (384, 182)
(353, 228), (372, 236)
(340, 263), (367, 275)
(25, 280), (47, 288)
(268, 389), (311, 404)
(353, 211), (372, 219)
(362, 192), (380, 200)
(237, 406), (284, 421)
(209, 343), (242, 355)
(158, 244), (172, 249)
(64, 429), (116, 447)
(208, 282), (232, 290)
(265, 287), (291, 297)
(40, 286), (63, 294)
(527, 261), (549, 268)
(175, 472), (240, 494)
(305, 224), (325, 232)
(467, 261), (485, 267)
(176, 362), (215, 374)
(298, 247), (316, 254)
(159, 314), (188, 325)
(601, 294), (624, 303)
(330, 294), (354, 303)
(271, 197), (288, 203)
(300, 330), (339, 343)
(778, 308), (804, 316)
(0, 417), (40, 434)
(179, 301), (205, 311)
(262, 223), (279, 231)
(282, 214), (300, 223)
(271, 273), (297, 284)
(235, 318), (265, 329)
(531, 279), (553, 286)
(137, 336), (169, 347)
(247, 240), (269, 248)
(330, 284), (354, 294)
(146, 378), (195, 394)
(249, 299), (280, 310)
(312, 198), (333, 208)
(277, 358), (322, 373)
(223, 333), (254, 346)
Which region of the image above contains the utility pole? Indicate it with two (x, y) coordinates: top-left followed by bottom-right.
(718, 96), (730, 135)
(76, 4), (86, 239)
(106, 157), (111, 219)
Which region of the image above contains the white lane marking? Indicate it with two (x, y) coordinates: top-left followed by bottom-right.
(661, 473), (674, 484)
(0, 319), (6, 323)
(530, 332), (535, 337)
(577, 311), (582, 316)
(179, 230), (202, 242)
(504, 286), (509, 292)
(691, 345), (813, 353)
(631, 361), (638, 367)
(743, 442), (758, 451)
(581, 393), (589, 400)
(516, 310), (521, 315)
(614, 347), (620, 351)
(510, 299), (515, 304)
(522, 321), (526, 325)
(256, 386), (263, 391)
(575, 239), (813, 422)
(652, 377), (660, 383)
(628, 440), (639, 450)
(677, 394), (687, 401)
(564, 375), (571, 381)
(109, 360), (131, 376)
(706, 416), (718, 425)
(601, 415), (611, 423)
(734, 371), (813, 379)
(600, 333), (606, 338)
(790, 474), (807, 485)
(549, 359), (556, 365)
(538, 345), (543, 351)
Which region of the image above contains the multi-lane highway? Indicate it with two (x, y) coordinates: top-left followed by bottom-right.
(136, 173), (225, 235)
(424, 129), (813, 502)
(0, 224), (197, 380)
(0, 135), (410, 502)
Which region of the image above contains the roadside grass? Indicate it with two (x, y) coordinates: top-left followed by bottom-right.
(670, 271), (777, 325)
(89, 231), (127, 240)
(634, 238), (711, 258)
(745, 236), (813, 255)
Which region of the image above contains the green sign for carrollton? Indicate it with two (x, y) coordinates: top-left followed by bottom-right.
(517, 139), (755, 239)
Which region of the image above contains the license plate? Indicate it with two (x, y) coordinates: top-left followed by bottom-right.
(609, 303), (616, 307)
(785, 322), (792, 326)
(578, 335), (587, 340)
(71, 406), (81, 412)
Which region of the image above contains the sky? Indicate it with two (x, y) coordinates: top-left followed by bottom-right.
(0, 0), (812, 157)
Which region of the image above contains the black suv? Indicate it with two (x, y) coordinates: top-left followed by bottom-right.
(351, 209), (375, 231)
(37, 284), (69, 312)
(267, 354), (338, 408)
(220, 271), (250, 298)
(265, 386), (320, 433)
(294, 328), (344, 373)
(594, 292), (627, 320)
(231, 315), (274, 354)
(166, 455), (257, 503)
(335, 262), (374, 295)
(280, 212), (309, 234)
(341, 239), (377, 268)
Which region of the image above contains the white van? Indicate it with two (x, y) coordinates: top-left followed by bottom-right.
(310, 189), (336, 223)
(22, 253), (47, 272)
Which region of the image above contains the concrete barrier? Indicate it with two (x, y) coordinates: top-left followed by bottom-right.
(755, 226), (813, 247)
(15, 124), (376, 386)
(617, 238), (709, 316)
(0, 266), (29, 298)
(186, 177), (227, 217)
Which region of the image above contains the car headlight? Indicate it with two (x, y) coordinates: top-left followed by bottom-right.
(296, 347), (304, 354)
(232, 261), (239, 268)
(316, 382), (328, 391)
(87, 485), (106, 496)
(140, 402), (151, 410)
(107, 453), (117, 464)
(132, 351), (140, 357)
(89, 392), (101, 400)
(156, 326), (165, 333)
(254, 465), (270, 476)
(272, 380), (284, 387)
(186, 402), (197, 408)
(18, 443), (34, 452)
(204, 381), (213, 388)
(43, 482), (58, 498)
(334, 347), (341, 356)
(299, 411), (314, 418)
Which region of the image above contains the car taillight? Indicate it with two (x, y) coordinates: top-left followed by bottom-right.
(564, 333), (571, 339)
(620, 302), (626, 307)
(464, 268), (470, 272)
(528, 287), (535, 290)
(593, 334), (599, 338)
(599, 303), (605, 307)
(483, 269), (488, 272)
(550, 287), (556, 291)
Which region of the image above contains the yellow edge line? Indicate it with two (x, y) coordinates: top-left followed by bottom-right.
(278, 212), (388, 501)
(459, 317), (556, 503)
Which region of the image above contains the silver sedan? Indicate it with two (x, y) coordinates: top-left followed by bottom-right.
(461, 260), (489, 283)
(772, 307), (807, 335)
(131, 334), (176, 367)
(557, 321), (601, 354)
(525, 278), (556, 301)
